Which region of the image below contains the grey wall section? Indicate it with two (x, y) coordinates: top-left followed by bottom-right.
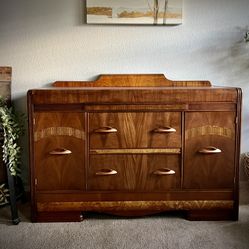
(0, 0), (249, 185)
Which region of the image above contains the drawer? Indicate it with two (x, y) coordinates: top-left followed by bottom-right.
(88, 154), (181, 191)
(89, 112), (181, 148)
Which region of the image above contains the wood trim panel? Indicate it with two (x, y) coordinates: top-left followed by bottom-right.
(36, 190), (234, 202)
(34, 127), (85, 141)
(37, 200), (233, 212)
(185, 125), (235, 140)
(28, 88), (238, 105)
(90, 148), (181, 154)
(85, 104), (188, 111)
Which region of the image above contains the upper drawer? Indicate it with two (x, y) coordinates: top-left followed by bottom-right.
(89, 112), (181, 148)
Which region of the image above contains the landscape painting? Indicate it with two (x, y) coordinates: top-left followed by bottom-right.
(86, 0), (183, 25)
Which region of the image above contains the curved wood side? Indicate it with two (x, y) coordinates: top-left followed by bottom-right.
(52, 74), (211, 87)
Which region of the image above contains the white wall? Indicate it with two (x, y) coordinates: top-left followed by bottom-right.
(1, 0), (249, 183)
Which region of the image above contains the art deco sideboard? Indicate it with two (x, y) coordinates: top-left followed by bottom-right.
(27, 74), (242, 222)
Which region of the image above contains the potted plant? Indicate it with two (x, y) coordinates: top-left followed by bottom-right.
(0, 97), (24, 206)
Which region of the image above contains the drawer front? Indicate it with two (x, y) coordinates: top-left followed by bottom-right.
(88, 154), (180, 191)
(183, 112), (236, 189)
(89, 112), (181, 148)
(33, 112), (85, 191)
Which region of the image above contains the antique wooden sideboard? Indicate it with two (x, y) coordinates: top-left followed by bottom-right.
(27, 74), (242, 222)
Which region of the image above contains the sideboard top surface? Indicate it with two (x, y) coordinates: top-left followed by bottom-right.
(28, 74), (241, 105)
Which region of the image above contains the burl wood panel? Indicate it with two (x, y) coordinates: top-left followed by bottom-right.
(53, 74), (211, 87)
(36, 190), (234, 202)
(184, 112), (236, 189)
(89, 112), (181, 149)
(34, 112), (85, 191)
(88, 154), (180, 191)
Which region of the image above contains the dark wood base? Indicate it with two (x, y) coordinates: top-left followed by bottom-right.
(34, 208), (238, 222)
(185, 209), (238, 221)
(35, 212), (84, 222)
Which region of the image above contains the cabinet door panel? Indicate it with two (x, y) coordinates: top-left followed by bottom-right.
(89, 112), (181, 148)
(34, 112), (85, 191)
(88, 154), (180, 191)
(184, 112), (235, 189)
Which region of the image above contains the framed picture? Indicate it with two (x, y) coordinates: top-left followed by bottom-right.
(86, 0), (183, 25)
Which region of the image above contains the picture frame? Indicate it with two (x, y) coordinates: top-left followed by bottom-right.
(86, 0), (183, 25)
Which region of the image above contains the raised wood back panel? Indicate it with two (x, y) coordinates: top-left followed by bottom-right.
(184, 112), (236, 189)
(33, 112), (85, 191)
(89, 112), (181, 149)
(53, 74), (211, 88)
(88, 154), (180, 191)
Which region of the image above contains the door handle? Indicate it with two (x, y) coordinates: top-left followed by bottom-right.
(152, 127), (176, 133)
(198, 146), (222, 154)
(95, 169), (118, 176)
(94, 126), (117, 133)
(153, 168), (176, 175)
(49, 148), (72, 155)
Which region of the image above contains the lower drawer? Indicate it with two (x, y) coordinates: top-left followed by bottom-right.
(88, 154), (181, 191)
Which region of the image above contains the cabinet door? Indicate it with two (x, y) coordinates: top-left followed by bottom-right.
(88, 154), (180, 191)
(89, 112), (181, 148)
(184, 112), (236, 189)
(33, 112), (85, 191)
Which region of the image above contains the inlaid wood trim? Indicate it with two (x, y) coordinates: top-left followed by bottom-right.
(86, 104), (188, 111)
(185, 125), (234, 140)
(34, 127), (85, 142)
(90, 148), (181, 155)
(37, 200), (233, 212)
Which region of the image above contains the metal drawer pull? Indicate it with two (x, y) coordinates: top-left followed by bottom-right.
(95, 169), (118, 176)
(49, 148), (72, 155)
(94, 126), (117, 133)
(153, 168), (176, 175)
(198, 146), (222, 154)
(153, 127), (176, 133)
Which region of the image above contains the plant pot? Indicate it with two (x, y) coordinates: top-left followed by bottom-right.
(242, 152), (249, 180)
